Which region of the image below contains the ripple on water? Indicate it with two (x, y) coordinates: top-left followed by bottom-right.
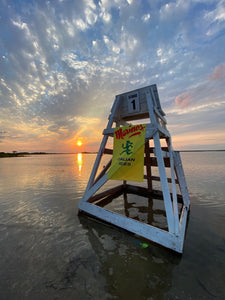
(0, 153), (225, 299)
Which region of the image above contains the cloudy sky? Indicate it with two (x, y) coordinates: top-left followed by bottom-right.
(0, 0), (225, 153)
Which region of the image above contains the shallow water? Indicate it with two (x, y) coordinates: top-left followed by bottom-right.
(0, 152), (225, 299)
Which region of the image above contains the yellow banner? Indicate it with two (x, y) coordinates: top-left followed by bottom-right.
(108, 124), (146, 182)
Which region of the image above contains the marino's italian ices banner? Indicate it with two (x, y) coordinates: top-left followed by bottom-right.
(108, 124), (146, 182)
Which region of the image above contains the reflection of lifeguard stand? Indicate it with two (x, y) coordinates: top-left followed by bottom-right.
(78, 84), (190, 253)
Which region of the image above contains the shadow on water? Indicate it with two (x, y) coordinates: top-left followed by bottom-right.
(78, 214), (182, 299)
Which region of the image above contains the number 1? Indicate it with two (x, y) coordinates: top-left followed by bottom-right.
(131, 99), (136, 110)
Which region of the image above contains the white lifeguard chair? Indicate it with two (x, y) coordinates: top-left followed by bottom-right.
(78, 84), (190, 253)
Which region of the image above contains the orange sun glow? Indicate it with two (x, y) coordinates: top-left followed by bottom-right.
(76, 140), (83, 147)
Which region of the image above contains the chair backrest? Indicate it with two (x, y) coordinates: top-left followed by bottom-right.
(113, 84), (165, 123)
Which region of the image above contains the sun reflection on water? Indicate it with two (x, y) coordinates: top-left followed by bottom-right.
(77, 153), (83, 176)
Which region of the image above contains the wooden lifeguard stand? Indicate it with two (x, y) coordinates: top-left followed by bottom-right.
(78, 84), (190, 253)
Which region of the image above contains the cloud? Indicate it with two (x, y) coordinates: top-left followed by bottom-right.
(1, 0), (225, 151)
(160, 0), (189, 20)
(210, 63), (225, 80)
(142, 14), (151, 22)
(175, 91), (192, 108)
(204, 0), (225, 36)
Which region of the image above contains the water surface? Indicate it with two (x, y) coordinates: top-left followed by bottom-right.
(0, 152), (225, 299)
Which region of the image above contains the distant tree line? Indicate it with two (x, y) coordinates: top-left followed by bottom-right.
(0, 152), (47, 157)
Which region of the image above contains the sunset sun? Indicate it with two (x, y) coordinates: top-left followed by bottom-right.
(76, 140), (83, 147)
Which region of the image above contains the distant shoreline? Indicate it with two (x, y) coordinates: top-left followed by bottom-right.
(0, 152), (98, 158)
(0, 152), (50, 158)
(1, 149), (225, 158)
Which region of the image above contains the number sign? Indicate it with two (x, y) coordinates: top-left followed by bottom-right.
(127, 91), (140, 113)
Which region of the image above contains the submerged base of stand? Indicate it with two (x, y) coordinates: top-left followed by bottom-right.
(78, 184), (189, 254)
